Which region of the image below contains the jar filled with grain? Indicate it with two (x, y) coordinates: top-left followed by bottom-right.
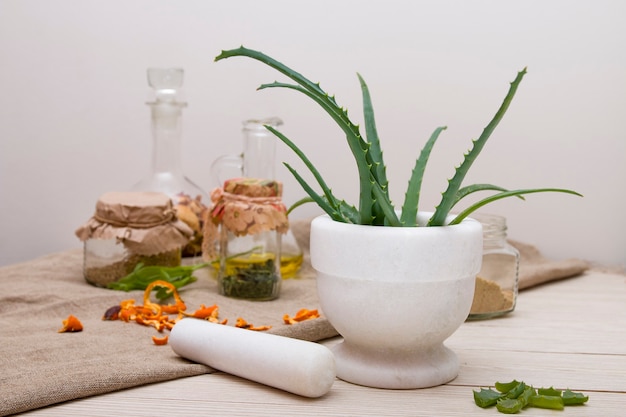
(203, 178), (289, 301)
(75, 191), (193, 287)
(467, 213), (519, 320)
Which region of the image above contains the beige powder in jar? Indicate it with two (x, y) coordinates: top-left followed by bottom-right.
(470, 276), (514, 315)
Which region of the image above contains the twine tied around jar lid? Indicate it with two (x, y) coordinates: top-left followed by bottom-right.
(75, 191), (193, 256)
(202, 178), (289, 261)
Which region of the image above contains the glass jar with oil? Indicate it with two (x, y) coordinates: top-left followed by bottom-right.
(211, 117), (303, 277)
(205, 178), (289, 300)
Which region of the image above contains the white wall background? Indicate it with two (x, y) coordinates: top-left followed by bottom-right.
(1, 0), (624, 268)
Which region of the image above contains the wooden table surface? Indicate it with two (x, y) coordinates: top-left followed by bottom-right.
(20, 270), (626, 416)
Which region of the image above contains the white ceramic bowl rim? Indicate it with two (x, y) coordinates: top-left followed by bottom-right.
(309, 212), (483, 281)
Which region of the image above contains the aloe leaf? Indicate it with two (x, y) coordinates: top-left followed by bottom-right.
(357, 74), (387, 186)
(288, 195), (360, 223)
(259, 81), (364, 148)
(358, 73), (389, 224)
(336, 200), (361, 224)
(449, 188), (583, 225)
(371, 178), (402, 226)
(216, 47), (327, 98)
(283, 162), (346, 222)
(216, 47), (375, 223)
(429, 68), (528, 226)
(287, 196), (315, 216)
(260, 81), (375, 223)
(473, 388), (503, 408)
(401, 126), (447, 226)
(371, 177), (402, 226)
(453, 183), (526, 208)
(264, 125), (340, 211)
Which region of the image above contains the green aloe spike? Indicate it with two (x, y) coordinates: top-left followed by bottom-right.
(215, 47), (582, 227)
(428, 68), (527, 226)
(358, 73), (390, 225)
(401, 126), (447, 226)
(449, 188), (582, 225)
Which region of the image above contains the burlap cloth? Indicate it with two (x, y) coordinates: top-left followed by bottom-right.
(0, 220), (588, 416)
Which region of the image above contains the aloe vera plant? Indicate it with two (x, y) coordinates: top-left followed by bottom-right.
(215, 46), (581, 226)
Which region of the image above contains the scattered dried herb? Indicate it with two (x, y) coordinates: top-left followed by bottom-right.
(473, 380), (588, 414)
(220, 259), (280, 300)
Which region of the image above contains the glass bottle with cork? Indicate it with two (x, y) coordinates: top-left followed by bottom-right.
(132, 68), (209, 258)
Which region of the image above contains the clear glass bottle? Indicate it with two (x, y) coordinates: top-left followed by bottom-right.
(75, 191), (193, 287)
(468, 213), (520, 320)
(211, 117), (303, 277)
(132, 68), (209, 258)
(206, 178), (287, 300)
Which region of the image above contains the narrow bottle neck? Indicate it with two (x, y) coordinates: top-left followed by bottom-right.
(483, 226), (507, 248)
(241, 118), (282, 180)
(476, 214), (508, 248)
(149, 101), (186, 175)
(243, 133), (276, 179)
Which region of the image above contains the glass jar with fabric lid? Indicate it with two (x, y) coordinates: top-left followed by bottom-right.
(210, 117), (303, 277)
(468, 213), (520, 320)
(75, 191), (193, 287)
(203, 178), (288, 300)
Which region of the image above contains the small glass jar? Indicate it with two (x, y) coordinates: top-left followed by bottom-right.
(468, 213), (520, 320)
(211, 117), (303, 277)
(75, 191), (193, 287)
(203, 178), (288, 300)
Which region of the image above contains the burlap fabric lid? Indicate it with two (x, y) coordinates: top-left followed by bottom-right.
(202, 178), (289, 260)
(75, 191), (193, 255)
(223, 177), (283, 197)
(213, 178), (289, 236)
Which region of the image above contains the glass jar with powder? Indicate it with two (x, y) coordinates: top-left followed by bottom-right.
(468, 213), (520, 320)
(75, 191), (193, 287)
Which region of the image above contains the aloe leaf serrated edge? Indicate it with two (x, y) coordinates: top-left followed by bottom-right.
(215, 48), (581, 227)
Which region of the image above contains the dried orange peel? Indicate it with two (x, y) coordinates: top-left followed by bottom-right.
(151, 334), (169, 346)
(102, 280), (193, 343)
(58, 314), (83, 333)
(101, 279), (272, 345)
(283, 308), (320, 325)
(75, 281), (320, 345)
(235, 317), (272, 331)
